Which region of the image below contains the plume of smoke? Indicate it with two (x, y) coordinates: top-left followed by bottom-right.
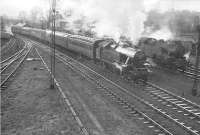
(143, 0), (200, 40)
(58, 0), (200, 42)
(144, 0), (200, 13)
(146, 26), (173, 40)
(59, 0), (146, 42)
(184, 51), (190, 61)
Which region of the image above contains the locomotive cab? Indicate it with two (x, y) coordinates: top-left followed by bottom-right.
(114, 46), (149, 81)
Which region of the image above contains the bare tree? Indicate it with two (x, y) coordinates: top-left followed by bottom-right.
(18, 11), (27, 23)
(30, 8), (40, 23)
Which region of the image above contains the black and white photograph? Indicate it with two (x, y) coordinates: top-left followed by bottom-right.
(0, 0), (200, 134)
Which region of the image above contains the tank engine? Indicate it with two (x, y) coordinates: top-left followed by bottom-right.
(96, 39), (148, 81)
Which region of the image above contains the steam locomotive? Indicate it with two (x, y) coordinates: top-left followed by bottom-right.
(138, 37), (189, 70)
(11, 25), (149, 81)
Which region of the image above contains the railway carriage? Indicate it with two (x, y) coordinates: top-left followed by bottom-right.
(67, 35), (98, 59)
(20, 27), (31, 36)
(40, 29), (48, 43)
(29, 28), (44, 41)
(45, 30), (52, 43)
(54, 32), (69, 48)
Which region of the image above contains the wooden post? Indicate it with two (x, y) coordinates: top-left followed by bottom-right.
(50, 0), (56, 89)
(191, 19), (200, 96)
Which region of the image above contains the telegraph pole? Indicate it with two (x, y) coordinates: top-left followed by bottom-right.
(191, 17), (200, 96)
(50, 0), (56, 89)
(0, 16), (5, 32)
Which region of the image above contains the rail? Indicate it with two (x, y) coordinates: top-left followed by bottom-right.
(1, 41), (32, 88)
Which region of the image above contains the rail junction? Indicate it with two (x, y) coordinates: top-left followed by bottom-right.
(20, 37), (200, 135)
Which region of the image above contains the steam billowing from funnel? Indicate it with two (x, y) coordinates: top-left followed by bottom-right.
(59, 0), (146, 42)
(184, 51), (191, 61)
(143, 0), (200, 13)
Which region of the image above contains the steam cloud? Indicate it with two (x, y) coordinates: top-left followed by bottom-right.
(146, 26), (173, 40)
(59, 0), (147, 42)
(57, 0), (200, 42)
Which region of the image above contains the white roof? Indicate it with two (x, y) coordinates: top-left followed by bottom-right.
(15, 23), (26, 27)
(55, 31), (68, 36)
(116, 46), (138, 58)
(69, 35), (97, 43)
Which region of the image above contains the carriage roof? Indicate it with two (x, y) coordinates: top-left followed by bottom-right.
(68, 35), (99, 44)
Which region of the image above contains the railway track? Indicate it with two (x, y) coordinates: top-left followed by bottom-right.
(1, 38), (16, 52)
(56, 57), (175, 134)
(187, 66), (200, 74)
(31, 39), (175, 135)
(28, 38), (200, 134)
(0, 48), (25, 70)
(27, 38), (173, 135)
(189, 65), (200, 71)
(0, 40), (32, 89)
(138, 81), (200, 133)
(144, 81), (200, 117)
(35, 47), (90, 135)
(178, 67), (200, 80)
(55, 51), (200, 135)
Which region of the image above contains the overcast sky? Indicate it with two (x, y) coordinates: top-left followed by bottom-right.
(0, 0), (49, 18)
(0, 0), (200, 18)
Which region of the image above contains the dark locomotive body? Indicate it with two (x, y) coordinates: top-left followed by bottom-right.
(96, 39), (148, 81)
(139, 37), (188, 70)
(11, 25), (149, 81)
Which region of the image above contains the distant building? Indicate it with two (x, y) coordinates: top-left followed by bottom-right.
(175, 33), (198, 43)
